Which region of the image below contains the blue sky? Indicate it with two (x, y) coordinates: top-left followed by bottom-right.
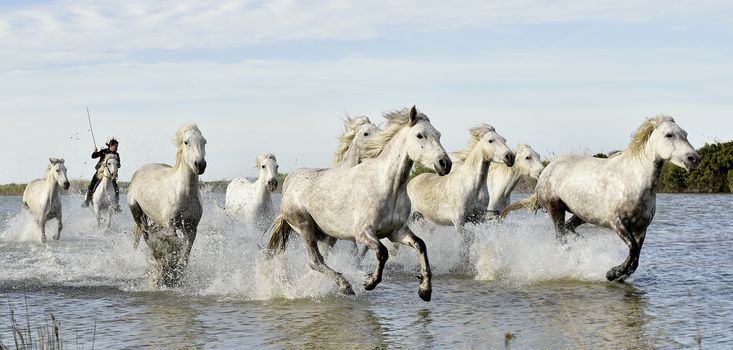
(1, 1), (732, 183)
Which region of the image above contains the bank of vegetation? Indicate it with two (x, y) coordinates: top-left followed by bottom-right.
(2, 142), (730, 195)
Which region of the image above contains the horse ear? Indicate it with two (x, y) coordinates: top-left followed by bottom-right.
(409, 105), (418, 126)
(49, 158), (59, 164)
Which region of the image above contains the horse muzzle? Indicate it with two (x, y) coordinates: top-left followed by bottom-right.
(194, 160), (207, 175)
(63, 182), (70, 190)
(504, 153), (515, 167)
(684, 152), (701, 171)
(436, 156), (452, 176)
(267, 179), (279, 191)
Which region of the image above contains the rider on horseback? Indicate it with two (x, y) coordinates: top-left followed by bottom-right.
(82, 138), (121, 211)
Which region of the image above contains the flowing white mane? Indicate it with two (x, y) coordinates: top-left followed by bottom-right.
(627, 115), (675, 157)
(452, 124), (495, 164)
(333, 116), (372, 166)
(361, 108), (428, 159)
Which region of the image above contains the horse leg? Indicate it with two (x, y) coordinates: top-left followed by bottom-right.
(606, 222), (640, 281)
(129, 202), (146, 248)
(39, 217), (47, 243)
(453, 219), (475, 274)
(389, 226), (432, 302)
(356, 230), (388, 291)
(107, 208), (113, 229)
(288, 213), (354, 295)
(628, 230), (647, 276)
(306, 239), (354, 295)
(545, 199), (569, 239)
(53, 211), (62, 241)
(564, 214), (585, 233)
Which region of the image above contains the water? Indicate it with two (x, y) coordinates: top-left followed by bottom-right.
(0, 193), (731, 349)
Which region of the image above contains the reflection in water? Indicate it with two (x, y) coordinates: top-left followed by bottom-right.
(122, 293), (208, 348)
(524, 282), (653, 349)
(261, 300), (387, 349)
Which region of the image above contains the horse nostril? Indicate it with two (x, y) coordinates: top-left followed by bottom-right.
(439, 159), (446, 167)
(687, 156), (699, 163)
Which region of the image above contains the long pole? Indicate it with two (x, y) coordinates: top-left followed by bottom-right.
(87, 107), (98, 151)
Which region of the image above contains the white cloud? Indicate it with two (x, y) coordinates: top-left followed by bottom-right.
(2, 0), (732, 67)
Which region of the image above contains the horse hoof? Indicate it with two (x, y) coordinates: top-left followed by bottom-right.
(418, 287), (432, 302)
(364, 276), (381, 291)
(340, 285), (355, 295)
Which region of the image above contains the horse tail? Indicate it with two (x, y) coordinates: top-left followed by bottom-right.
(500, 193), (541, 220)
(267, 214), (292, 253)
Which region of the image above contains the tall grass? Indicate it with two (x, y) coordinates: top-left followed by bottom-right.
(0, 296), (95, 350)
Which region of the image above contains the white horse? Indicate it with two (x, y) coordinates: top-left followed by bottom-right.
(408, 124), (514, 230)
(501, 116), (700, 281)
(225, 153), (279, 231)
(92, 154), (120, 228)
(127, 123), (207, 287)
(332, 116), (380, 167)
(268, 106), (452, 301)
(484, 144), (544, 216)
(22, 158), (70, 243)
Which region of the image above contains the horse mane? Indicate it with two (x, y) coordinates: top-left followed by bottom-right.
(627, 115), (675, 157)
(256, 153), (277, 167)
(452, 124), (495, 164)
(361, 108), (429, 159)
(174, 123), (201, 170)
(333, 116), (371, 166)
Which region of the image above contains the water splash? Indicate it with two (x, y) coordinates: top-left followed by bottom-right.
(0, 193), (628, 300)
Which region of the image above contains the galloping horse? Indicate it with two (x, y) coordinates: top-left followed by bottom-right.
(92, 154), (120, 228)
(22, 158), (70, 242)
(485, 144), (544, 217)
(408, 124), (514, 230)
(502, 116), (700, 281)
(225, 153), (280, 231)
(268, 106), (452, 301)
(127, 123), (207, 287)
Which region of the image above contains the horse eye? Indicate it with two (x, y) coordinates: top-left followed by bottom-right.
(363, 132), (369, 137)
(184, 141), (189, 145)
(525, 156), (531, 160)
(488, 139), (494, 143)
(417, 134), (424, 139)
(56, 169), (60, 173)
(261, 165), (265, 169)
(665, 133), (674, 138)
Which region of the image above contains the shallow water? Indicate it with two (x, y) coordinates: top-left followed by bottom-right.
(0, 193), (731, 349)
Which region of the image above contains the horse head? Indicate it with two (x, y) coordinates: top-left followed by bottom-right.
(48, 158), (70, 190)
(404, 106), (452, 175)
(644, 116), (701, 171)
(474, 124), (514, 167)
(514, 144), (544, 178)
(176, 124), (207, 175)
(104, 155), (120, 180)
(256, 153), (279, 191)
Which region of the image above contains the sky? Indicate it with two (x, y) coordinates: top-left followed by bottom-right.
(1, 0), (732, 183)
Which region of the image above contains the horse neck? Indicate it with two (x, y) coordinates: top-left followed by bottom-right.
(43, 171), (59, 200)
(340, 144), (361, 167)
(619, 147), (666, 194)
(454, 145), (490, 192)
(253, 172), (271, 202)
(374, 130), (414, 196)
(173, 163), (199, 197)
(488, 163), (522, 198)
